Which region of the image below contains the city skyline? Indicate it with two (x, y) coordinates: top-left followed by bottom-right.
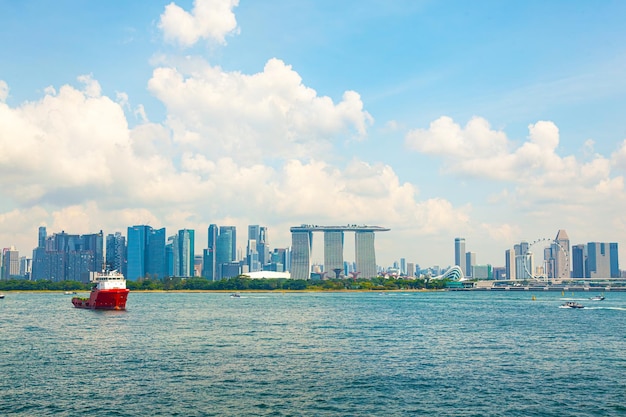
(2, 1), (626, 267)
(2, 223), (621, 282)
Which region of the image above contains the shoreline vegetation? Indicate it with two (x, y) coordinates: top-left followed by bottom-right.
(0, 276), (448, 292)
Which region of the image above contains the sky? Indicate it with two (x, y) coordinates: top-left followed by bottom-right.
(1, 0), (626, 270)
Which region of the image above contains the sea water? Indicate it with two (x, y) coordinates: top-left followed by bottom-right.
(1, 290), (625, 416)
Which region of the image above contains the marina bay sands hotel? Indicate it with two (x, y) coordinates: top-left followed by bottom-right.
(290, 225), (390, 280)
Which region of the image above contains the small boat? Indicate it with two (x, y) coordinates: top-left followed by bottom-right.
(0, 293), (4, 299)
(560, 301), (584, 309)
(589, 295), (605, 301)
(64, 291), (77, 295)
(230, 293), (241, 298)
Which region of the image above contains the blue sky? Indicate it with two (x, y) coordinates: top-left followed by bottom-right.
(1, 0), (626, 270)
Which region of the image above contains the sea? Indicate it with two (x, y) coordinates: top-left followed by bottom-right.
(1, 290), (625, 416)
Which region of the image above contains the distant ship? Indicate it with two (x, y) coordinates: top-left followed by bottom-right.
(72, 270), (129, 310)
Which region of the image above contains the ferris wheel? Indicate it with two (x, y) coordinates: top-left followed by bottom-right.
(521, 238), (569, 281)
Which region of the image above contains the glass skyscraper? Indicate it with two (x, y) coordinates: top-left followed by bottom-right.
(127, 225), (166, 281)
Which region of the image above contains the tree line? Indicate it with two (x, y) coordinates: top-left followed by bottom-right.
(0, 276), (449, 292)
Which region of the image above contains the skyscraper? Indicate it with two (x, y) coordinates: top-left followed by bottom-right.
(355, 231), (377, 279)
(465, 252), (476, 278)
(553, 229), (570, 279)
(586, 242), (619, 278)
(105, 232), (126, 275)
(454, 238), (466, 276)
(291, 229), (312, 280)
(202, 224), (218, 280)
(126, 225), (166, 281)
(571, 244), (585, 278)
(177, 229), (195, 277)
(505, 248), (516, 280)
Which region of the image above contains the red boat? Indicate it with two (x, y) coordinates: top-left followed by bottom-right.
(72, 270), (129, 310)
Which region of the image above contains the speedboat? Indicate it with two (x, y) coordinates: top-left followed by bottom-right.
(589, 295), (605, 301)
(230, 293), (241, 298)
(560, 301), (584, 309)
(0, 293), (4, 299)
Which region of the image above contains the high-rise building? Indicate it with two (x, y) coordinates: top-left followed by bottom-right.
(553, 229), (570, 279)
(2, 247), (20, 279)
(220, 226), (237, 261)
(505, 248), (516, 280)
(30, 230), (104, 282)
(586, 242), (619, 278)
(105, 232), (126, 275)
(126, 225), (166, 281)
(355, 231), (377, 279)
(571, 244), (585, 278)
(324, 230), (344, 277)
(202, 224), (218, 280)
(291, 230), (312, 280)
(177, 229), (195, 277)
(454, 238), (466, 276)
(465, 252), (476, 278)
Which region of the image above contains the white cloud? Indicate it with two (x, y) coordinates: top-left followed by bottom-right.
(159, 0), (239, 47)
(147, 57), (373, 161)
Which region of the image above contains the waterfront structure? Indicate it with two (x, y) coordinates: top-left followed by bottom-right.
(127, 225), (166, 281)
(454, 238), (466, 276)
(290, 225), (390, 280)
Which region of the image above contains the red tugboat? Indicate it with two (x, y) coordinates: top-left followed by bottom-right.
(72, 270), (129, 310)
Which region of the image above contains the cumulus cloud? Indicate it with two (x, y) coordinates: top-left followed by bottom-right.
(148, 57), (373, 161)
(159, 0), (239, 47)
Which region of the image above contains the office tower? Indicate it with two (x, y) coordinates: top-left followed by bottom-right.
(220, 226), (237, 261)
(177, 229), (195, 277)
(571, 244), (585, 278)
(586, 242), (619, 278)
(465, 252), (476, 278)
(610, 243), (619, 278)
(505, 249), (516, 280)
(454, 238), (466, 276)
(127, 225), (166, 281)
(166, 235), (177, 277)
(400, 258), (406, 275)
(407, 262), (415, 277)
(202, 224), (218, 280)
(106, 232), (127, 275)
(38, 226), (47, 248)
(355, 230), (377, 279)
(2, 247), (19, 279)
(553, 229), (570, 279)
(19, 256), (32, 278)
(247, 239), (260, 272)
(324, 230), (344, 276)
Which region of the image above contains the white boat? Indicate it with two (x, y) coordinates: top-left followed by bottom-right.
(560, 301), (584, 309)
(589, 295), (605, 301)
(0, 293), (4, 299)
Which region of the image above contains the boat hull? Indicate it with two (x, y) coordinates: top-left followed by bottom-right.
(72, 288), (129, 310)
